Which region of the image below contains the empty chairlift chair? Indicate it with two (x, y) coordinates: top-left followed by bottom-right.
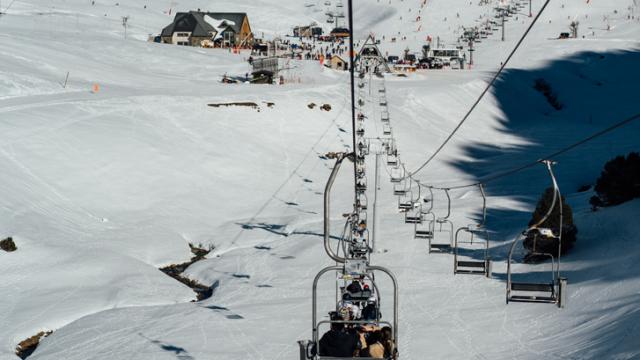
(379, 95), (388, 106)
(389, 163), (405, 183)
(381, 110), (390, 123)
(386, 152), (398, 166)
(383, 123), (392, 136)
(428, 189), (454, 253)
(393, 176), (409, 196)
(453, 184), (491, 277)
(397, 179), (416, 210)
(506, 160), (567, 308)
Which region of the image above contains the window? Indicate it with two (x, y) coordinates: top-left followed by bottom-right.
(177, 41), (189, 46)
(176, 32), (190, 37)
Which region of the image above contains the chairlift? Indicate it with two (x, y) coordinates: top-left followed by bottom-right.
(506, 161), (567, 308)
(428, 189), (454, 253)
(379, 96), (388, 106)
(397, 192), (414, 211)
(356, 124), (365, 137)
(453, 184), (491, 277)
(397, 179), (416, 210)
(355, 176), (367, 193)
(390, 164), (405, 183)
(393, 176), (409, 196)
(383, 123), (392, 136)
(297, 152), (399, 359)
(381, 110), (390, 123)
(415, 187), (436, 240)
(356, 192), (368, 211)
(357, 138), (370, 156)
(386, 153), (398, 167)
(379, 87), (386, 93)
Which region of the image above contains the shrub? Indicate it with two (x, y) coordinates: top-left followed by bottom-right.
(590, 152), (640, 208)
(524, 188), (577, 263)
(0, 237), (17, 252)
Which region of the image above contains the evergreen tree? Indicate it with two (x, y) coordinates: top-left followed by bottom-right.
(524, 187), (577, 263)
(590, 152), (640, 208)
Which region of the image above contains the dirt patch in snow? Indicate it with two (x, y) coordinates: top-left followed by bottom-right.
(160, 244), (215, 302)
(16, 331), (53, 359)
(208, 102), (259, 109)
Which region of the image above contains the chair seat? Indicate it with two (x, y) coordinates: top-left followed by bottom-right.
(455, 269), (486, 275)
(511, 282), (554, 292)
(457, 260), (485, 268)
(429, 244), (450, 253)
(509, 295), (557, 303)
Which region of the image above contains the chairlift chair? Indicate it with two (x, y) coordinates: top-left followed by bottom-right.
(428, 189), (454, 253)
(506, 161), (567, 308)
(453, 184), (492, 277)
(397, 179), (414, 209)
(397, 191), (414, 211)
(357, 139), (370, 156)
(386, 153), (398, 166)
(381, 110), (390, 123)
(356, 192), (368, 211)
(415, 188), (436, 240)
(404, 184), (423, 223)
(355, 176), (367, 193)
(383, 123), (392, 136)
(379, 96), (387, 106)
(385, 139), (397, 156)
(390, 164), (405, 183)
(405, 203), (424, 224)
(393, 177), (409, 196)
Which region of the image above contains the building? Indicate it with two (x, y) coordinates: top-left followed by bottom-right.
(330, 27), (350, 39)
(329, 55), (348, 71)
(293, 25), (323, 38)
(161, 11), (253, 48)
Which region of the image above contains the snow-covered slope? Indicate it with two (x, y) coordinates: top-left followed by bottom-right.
(0, 0), (639, 359)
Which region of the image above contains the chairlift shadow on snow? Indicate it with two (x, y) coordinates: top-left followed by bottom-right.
(445, 49), (640, 260)
(236, 221), (342, 240)
(138, 333), (195, 360)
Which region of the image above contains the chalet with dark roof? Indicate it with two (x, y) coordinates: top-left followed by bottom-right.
(161, 11), (253, 48)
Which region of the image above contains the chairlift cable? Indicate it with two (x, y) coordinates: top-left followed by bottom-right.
(416, 111), (640, 191)
(405, 0), (552, 179)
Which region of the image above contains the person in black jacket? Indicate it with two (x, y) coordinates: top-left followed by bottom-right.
(319, 314), (360, 357)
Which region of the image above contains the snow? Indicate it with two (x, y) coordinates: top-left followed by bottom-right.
(0, 0), (639, 359)
(203, 15), (237, 41)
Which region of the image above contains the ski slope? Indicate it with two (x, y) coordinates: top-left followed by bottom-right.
(0, 0), (639, 359)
